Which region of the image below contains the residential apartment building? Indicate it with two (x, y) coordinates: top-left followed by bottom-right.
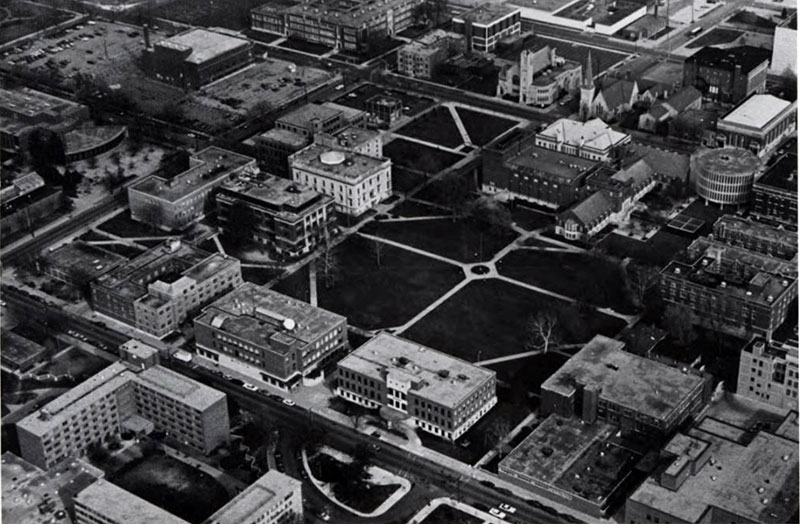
(90, 239), (243, 338)
(76, 470), (302, 524)
(482, 127), (598, 208)
(216, 174), (335, 259)
(143, 28), (253, 89)
(626, 427), (798, 524)
(752, 146), (797, 227)
(453, 3), (522, 53)
(714, 94), (797, 156)
(335, 333), (497, 441)
(397, 30), (461, 79)
(497, 45), (582, 107)
(194, 283), (347, 390)
(290, 143), (392, 216)
(737, 335), (798, 410)
(541, 335), (707, 436)
(17, 361), (229, 470)
(128, 147), (257, 231)
(251, 0), (423, 53)
(712, 215), (797, 260)
(535, 118), (631, 162)
(683, 45), (770, 104)
(659, 237), (798, 338)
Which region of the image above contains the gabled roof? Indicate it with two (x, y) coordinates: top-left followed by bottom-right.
(563, 191), (615, 227)
(598, 79), (638, 109)
(538, 118), (629, 153)
(663, 86), (702, 113)
(612, 158), (655, 187)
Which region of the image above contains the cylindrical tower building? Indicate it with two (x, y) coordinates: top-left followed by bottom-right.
(692, 147), (761, 206)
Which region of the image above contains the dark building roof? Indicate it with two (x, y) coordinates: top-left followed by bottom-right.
(598, 79), (637, 109)
(664, 86), (702, 113)
(686, 45), (771, 74)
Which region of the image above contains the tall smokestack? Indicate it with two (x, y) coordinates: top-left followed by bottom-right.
(144, 24), (151, 48)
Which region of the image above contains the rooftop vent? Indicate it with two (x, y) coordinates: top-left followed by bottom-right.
(438, 370), (450, 379)
(320, 151), (345, 165)
(674, 267), (681, 274)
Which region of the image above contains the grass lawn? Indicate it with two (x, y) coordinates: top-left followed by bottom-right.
(242, 266), (285, 285)
(413, 168), (478, 207)
(390, 200), (447, 218)
(97, 212), (160, 238)
(598, 230), (691, 267)
(395, 107), (463, 149)
(333, 84), (435, 117)
(112, 454), (229, 523)
(455, 107), (517, 147)
(272, 235), (464, 329)
(421, 504), (484, 524)
(361, 218), (517, 263)
(383, 139), (464, 174)
(39, 348), (109, 380)
(487, 352), (570, 395)
(402, 279), (626, 363)
(392, 167), (429, 194)
(510, 206), (554, 231)
(308, 451), (400, 514)
(497, 250), (637, 314)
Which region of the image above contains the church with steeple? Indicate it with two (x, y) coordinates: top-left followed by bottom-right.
(579, 51), (643, 122)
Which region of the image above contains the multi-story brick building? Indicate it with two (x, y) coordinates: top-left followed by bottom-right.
(541, 335), (707, 436)
(194, 283), (347, 390)
(683, 45), (770, 104)
(752, 144), (797, 227)
(313, 126), (383, 159)
(482, 126), (598, 208)
(452, 3), (521, 53)
(712, 215), (797, 260)
(497, 45), (582, 107)
(714, 94), (796, 156)
(1, 177), (64, 238)
(535, 118), (631, 162)
(17, 360), (229, 470)
(289, 143), (392, 216)
(737, 332), (798, 410)
(251, 0), (423, 54)
(216, 174), (335, 259)
(128, 147), (257, 231)
(90, 239), (242, 338)
(75, 470), (302, 524)
(40, 241), (127, 294)
(659, 238), (798, 338)
(397, 30), (462, 79)
(143, 28), (253, 89)
(335, 333), (497, 441)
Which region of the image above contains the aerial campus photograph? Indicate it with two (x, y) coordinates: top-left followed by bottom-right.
(0, 0), (797, 521)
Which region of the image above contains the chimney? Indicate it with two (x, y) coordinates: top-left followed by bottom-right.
(144, 24), (151, 49)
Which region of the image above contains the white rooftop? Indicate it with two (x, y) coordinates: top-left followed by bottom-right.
(721, 94), (793, 130)
(157, 29), (249, 65)
(538, 118), (630, 152)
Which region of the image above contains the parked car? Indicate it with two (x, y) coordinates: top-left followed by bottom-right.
(282, 398), (296, 407)
(489, 508), (507, 519)
(499, 503), (517, 514)
(243, 383), (259, 392)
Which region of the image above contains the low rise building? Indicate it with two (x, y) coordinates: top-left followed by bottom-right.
(1, 331), (48, 372)
(541, 335), (707, 435)
(366, 95), (403, 127)
(216, 174), (334, 259)
(397, 30), (461, 79)
(499, 415), (639, 517)
(40, 241), (127, 293)
(581, 77), (641, 122)
(497, 45), (582, 107)
(737, 333), (798, 411)
(620, 14), (666, 40)
(90, 239), (242, 338)
(313, 126), (383, 158)
(692, 146), (761, 206)
(659, 237), (798, 338)
(535, 118), (631, 162)
(194, 283), (347, 390)
(128, 147), (257, 231)
(683, 45), (770, 104)
(290, 143), (391, 216)
(143, 28), (253, 89)
(712, 215), (797, 260)
(482, 127), (598, 208)
(452, 3), (522, 53)
(1, 183), (64, 238)
(17, 360), (230, 470)
(714, 94), (796, 156)
(335, 333), (497, 441)
(625, 427), (798, 523)
(752, 145), (797, 227)
(638, 86), (702, 133)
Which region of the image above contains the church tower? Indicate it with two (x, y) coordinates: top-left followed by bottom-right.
(579, 51), (596, 121)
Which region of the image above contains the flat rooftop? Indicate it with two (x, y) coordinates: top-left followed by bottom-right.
(454, 3), (521, 25)
(508, 0), (578, 14)
(0, 86), (85, 121)
(257, 127), (309, 148)
(155, 28), (250, 65)
(500, 415), (636, 502)
(629, 428), (798, 523)
(135, 366), (225, 411)
(542, 335), (705, 422)
(1, 331), (47, 367)
(505, 143), (597, 181)
(220, 175), (331, 222)
(338, 333), (495, 408)
(720, 94), (793, 130)
(713, 216), (797, 253)
(277, 103), (343, 130)
(756, 150), (797, 193)
(694, 146), (761, 176)
(209, 471), (300, 524)
(75, 479), (190, 524)
(537, 118), (630, 152)
(41, 242), (127, 281)
(130, 147), (254, 203)
(18, 362), (128, 437)
(290, 143), (389, 184)
(284, 0), (425, 26)
(196, 283), (345, 354)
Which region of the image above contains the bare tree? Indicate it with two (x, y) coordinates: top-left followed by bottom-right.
(525, 311), (560, 354)
(484, 417), (512, 456)
(628, 264), (661, 308)
(371, 238), (385, 269)
(316, 232), (340, 289)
